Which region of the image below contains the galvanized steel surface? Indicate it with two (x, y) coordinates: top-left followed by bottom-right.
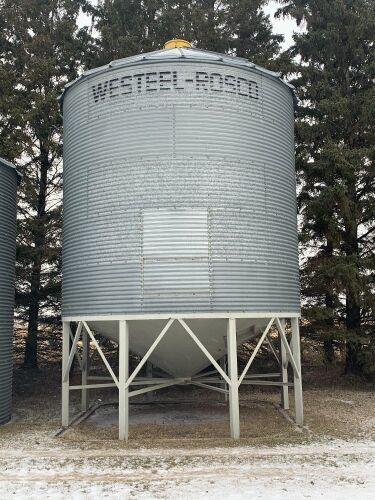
(62, 47), (300, 317)
(0, 159), (18, 424)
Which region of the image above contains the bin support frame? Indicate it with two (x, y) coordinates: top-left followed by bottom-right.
(61, 312), (303, 440)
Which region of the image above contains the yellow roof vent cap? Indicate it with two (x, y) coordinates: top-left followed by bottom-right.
(164, 39), (192, 49)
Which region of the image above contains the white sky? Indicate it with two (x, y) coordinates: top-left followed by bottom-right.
(77, 1), (302, 51)
(264, 1), (301, 49)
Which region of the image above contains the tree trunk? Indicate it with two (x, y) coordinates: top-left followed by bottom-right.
(344, 182), (361, 374)
(24, 258), (42, 368)
(323, 240), (334, 363)
(23, 143), (49, 369)
(345, 298), (361, 373)
(323, 339), (334, 364)
(323, 294), (335, 363)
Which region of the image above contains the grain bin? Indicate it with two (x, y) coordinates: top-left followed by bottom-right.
(60, 42), (303, 439)
(0, 158), (20, 424)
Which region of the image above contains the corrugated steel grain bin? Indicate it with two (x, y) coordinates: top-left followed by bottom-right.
(0, 158), (20, 424)
(60, 46), (300, 377)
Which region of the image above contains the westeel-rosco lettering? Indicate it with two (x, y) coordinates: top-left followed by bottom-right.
(91, 71), (259, 103)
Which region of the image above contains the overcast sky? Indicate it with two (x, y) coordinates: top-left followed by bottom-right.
(78, 1), (302, 51)
(264, 1), (301, 49)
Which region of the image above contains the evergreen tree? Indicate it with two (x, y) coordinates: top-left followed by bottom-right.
(0, 0), (91, 368)
(278, 0), (375, 372)
(224, 0), (283, 67)
(87, 1), (284, 67)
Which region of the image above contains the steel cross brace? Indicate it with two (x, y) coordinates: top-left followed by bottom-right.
(62, 314), (303, 440)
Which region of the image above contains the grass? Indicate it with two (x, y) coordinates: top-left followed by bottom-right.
(0, 360), (373, 452)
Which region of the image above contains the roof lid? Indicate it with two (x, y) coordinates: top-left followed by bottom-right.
(59, 46), (296, 109)
(164, 39), (192, 49)
(0, 157), (22, 184)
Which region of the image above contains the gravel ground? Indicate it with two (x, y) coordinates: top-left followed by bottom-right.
(0, 363), (374, 498)
(0, 439), (374, 498)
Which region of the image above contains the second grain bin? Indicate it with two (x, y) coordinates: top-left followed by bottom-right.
(0, 158), (20, 424)
(60, 42), (303, 439)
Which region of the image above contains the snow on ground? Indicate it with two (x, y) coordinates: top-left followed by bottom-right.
(3, 367), (375, 498)
(0, 439), (374, 499)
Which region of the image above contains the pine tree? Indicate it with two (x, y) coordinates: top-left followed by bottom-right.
(224, 0), (283, 67)
(87, 1), (284, 67)
(278, 0), (375, 372)
(0, 0), (91, 368)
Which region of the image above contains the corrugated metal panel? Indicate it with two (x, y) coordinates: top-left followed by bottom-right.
(0, 160), (18, 424)
(62, 54), (299, 317)
(142, 209), (210, 307)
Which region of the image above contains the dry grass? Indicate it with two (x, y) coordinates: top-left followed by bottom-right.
(0, 359), (372, 452)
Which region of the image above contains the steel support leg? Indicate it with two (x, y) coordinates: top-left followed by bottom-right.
(146, 361), (153, 401)
(62, 321), (70, 427)
(220, 355), (228, 402)
(119, 320), (129, 440)
(81, 326), (89, 411)
(291, 317), (303, 425)
(279, 319), (289, 410)
(227, 318), (240, 439)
